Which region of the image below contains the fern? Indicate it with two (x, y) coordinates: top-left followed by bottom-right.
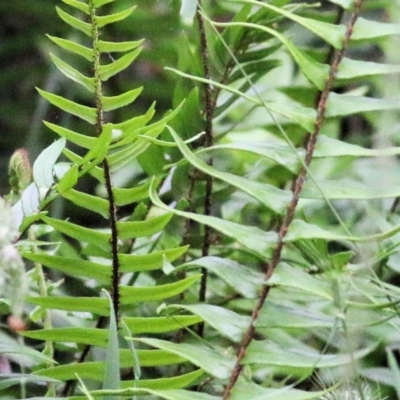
(1, 0), (400, 399)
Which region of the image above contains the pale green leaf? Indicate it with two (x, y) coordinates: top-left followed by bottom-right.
(63, 148), (104, 183)
(352, 17), (400, 41)
(103, 87), (143, 112)
(99, 47), (142, 81)
(62, 0), (89, 14)
(117, 212), (173, 240)
(0, 343), (55, 365)
(133, 338), (236, 379)
(120, 275), (201, 304)
(47, 35), (93, 61)
(119, 246), (189, 273)
(150, 178), (277, 259)
(113, 179), (152, 206)
(165, 304), (251, 343)
(0, 374), (59, 391)
(33, 138), (66, 191)
(338, 57), (400, 80)
(37, 88), (96, 124)
(50, 53), (94, 92)
(56, 7), (91, 36)
(96, 6), (136, 27)
(98, 39), (144, 53)
(61, 188), (109, 218)
(94, 0), (115, 6)
(168, 127), (292, 214)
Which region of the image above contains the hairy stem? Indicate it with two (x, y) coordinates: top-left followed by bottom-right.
(222, 1), (365, 398)
(89, 0), (121, 320)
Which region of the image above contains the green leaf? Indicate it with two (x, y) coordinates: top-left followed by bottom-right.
(96, 6), (136, 27)
(0, 343), (55, 365)
(63, 148), (105, 183)
(103, 87), (143, 112)
(165, 304), (250, 343)
(243, 341), (375, 368)
(99, 39), (144, 53)
(133, 338), (236, 379)
(120, 275), (201, 304)
(352, 17), (400, 41)
(241, 0), (346, 49)
(56, 7), (91, 36)
(94, 0), (115, 6)
(50, 53), (95, 92)
(267, 263), (333, 300)
(168, 127), (292, 214)
(338, 57), (400, 80)
(41, 215), (111, 250)
(387, 348), (400, 398)
(61, 189), (109, 218)
(0, 374), (59, 391)
(99, 47), (142, 81)
(43, 121), (96, 149)
(22, 253), (111, 283)
(22, 328), (108, 347)
(62, 0), (89, 14)
(33, 138), (66, 191)
(122, 315), (202, 335)
(119, 246), (189, 273)
(103, 291), (120, 397)
(113, 179), (152, 206)
(28, 296), (109, 316)
(37, 88), (97, 124)
(150, 178), (277, 259)
(117, 212), (173, 240)
(181, 257), (263, 298)
(47, 35), (93, 61)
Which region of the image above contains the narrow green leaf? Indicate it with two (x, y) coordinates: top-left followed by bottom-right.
(181, 257), (263, 299)
(28, 296), (109, 316)
(166, 304), (250, 343)
(47, 35), (93, 61)
(41, 215), (111, 250)
(62, 0), (89, 14)
(120, 275), (201, 304)
(50, 53), (95, 92)
(22, 328), (107, 347)
(0, 343), (55, 365)
(113, 180), (152, 206)
(240, 0), (346, 49)
(103, 87), (143, 112)
(43, 121), (96, 149)
(122, 315), (202, 335)
(103, 291), (120, 397)
(37, 88), (97, 124)
(63, 148), (105, 183)
(168, 126), (291, 214)
(0, 374), (59, 391)
(117, 212), (173, 240)
(96, 6), (136, 27)
(94, 0), (115, 6)
(133, 338), (236, 379)
(119, 246), (189, 273)
(33, 138), (66, 191)
(338, 57), (400, 80)
(267, 263), (333, 300)
(352, 17), (400, 41)
(61, 189), (109, 218)
(387, 348), (400, 398)
(56, 7), (91, 36)
(120, 320), (141, 381)
(150, 178), (277, 259)
(99, 47), (142, 81)
(22, 253), (111, 283)
(99, 39), (144, 53)
(244, 341), (375, 368)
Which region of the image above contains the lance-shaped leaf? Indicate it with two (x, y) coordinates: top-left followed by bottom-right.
(103, 87), (143, 112)
(99, 47), (142, 81)
(122, 315), (202, 335)
(241, 0), (346, 49)
(94, 0), (115, 7)
(37, 88), (96, 124)
(114, 179), (152, 206)
(133, 338), (236, 380)
(99, 39), (144, 53)
(22, 253), (111, 283)
(47, 35), (93, 61)
(338, 58), (400, 80)
(61, 188), (109, 218)
(41, 215), (111, 250)
(56, 7), (91, 36)
(150, 178), (277, 259)
(181, 257), (263, 299)
(62, 0), (89, 14)
(119, 246), (189, 273)
(28, 296), (109, 316)
(165, 304), (251, 343)
(63, 148), (104, 183)
(168, 126), (292, 214)
(97, 6), (136, 27)
(50, 53), (95, 92)
(352, 17), (400, 41)
(0, 374), (60, 391)
(119, 275), (201, 304)
(0, 343), (55, 366)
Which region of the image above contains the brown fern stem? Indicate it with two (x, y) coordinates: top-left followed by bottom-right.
(222, 1), (365, 398)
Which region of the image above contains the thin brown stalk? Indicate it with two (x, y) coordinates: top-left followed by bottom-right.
(222, 1), (365, 398)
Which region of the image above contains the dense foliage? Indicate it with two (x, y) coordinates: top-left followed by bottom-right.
(2, 0), (400, 399)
